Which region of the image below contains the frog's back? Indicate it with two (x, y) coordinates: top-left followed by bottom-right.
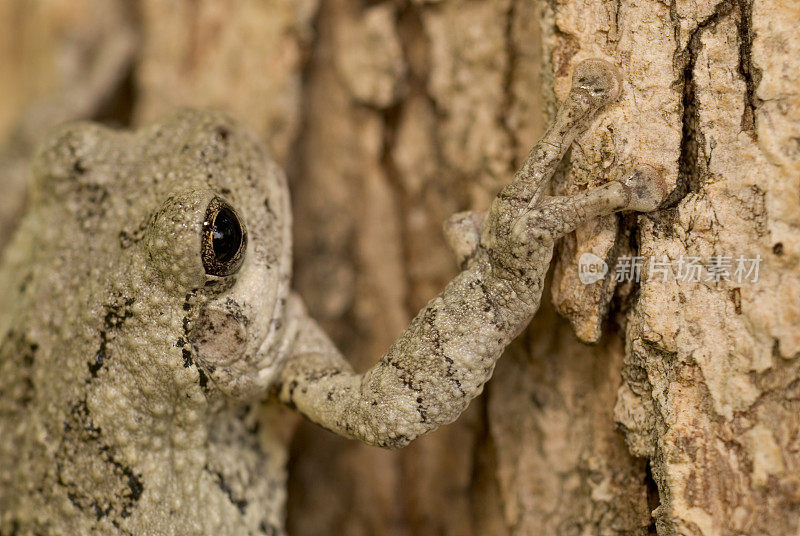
(0, 119), (166, 532)
(0, 125), (115, 528)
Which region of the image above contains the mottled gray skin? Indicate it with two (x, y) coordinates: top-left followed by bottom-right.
(0, 60), (666, 535)
(0, 112), (295, 535)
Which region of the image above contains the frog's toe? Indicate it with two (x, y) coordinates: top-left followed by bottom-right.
(621, 164), (669, 212)
(572, 58), (623, 109)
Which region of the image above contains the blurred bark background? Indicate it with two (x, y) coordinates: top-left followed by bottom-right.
(1, 0), (798, 534)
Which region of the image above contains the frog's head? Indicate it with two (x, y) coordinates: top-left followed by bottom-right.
(143, 110), (296, 400)
(33, 109), (295, 402)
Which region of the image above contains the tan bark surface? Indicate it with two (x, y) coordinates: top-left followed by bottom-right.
(543, 0), (800, 534)
(1, 0), (798, 534)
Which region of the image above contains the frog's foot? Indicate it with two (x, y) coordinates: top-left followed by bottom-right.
(620, 164), (669, 212)
(443, 210), (485, 266)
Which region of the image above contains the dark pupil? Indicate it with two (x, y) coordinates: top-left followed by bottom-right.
(211, 207), (242, 263)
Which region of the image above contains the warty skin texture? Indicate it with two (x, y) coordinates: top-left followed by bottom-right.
(0, 59), (665, 534)
(0, 112), (295, 535)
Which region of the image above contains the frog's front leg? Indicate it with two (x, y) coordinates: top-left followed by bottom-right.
(277, 59), (667, 448)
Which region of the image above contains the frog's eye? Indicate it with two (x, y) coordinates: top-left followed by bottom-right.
(201, 197), (247, 276)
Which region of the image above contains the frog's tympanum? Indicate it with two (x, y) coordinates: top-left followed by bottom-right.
(0, 60), (667, 535)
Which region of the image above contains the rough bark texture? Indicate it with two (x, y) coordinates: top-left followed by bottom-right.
(1, 0), (798, 534)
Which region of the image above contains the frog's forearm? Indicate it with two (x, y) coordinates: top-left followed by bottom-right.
(278, 255), (541, 449)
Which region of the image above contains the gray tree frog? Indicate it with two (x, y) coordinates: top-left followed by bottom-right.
(0, 60), (666, 535)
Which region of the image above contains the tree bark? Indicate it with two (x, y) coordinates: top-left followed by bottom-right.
(0, 0), (797, 534)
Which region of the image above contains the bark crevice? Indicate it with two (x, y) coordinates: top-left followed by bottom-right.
(669, 1), (733, 205)
(736, 0), (762, 137)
